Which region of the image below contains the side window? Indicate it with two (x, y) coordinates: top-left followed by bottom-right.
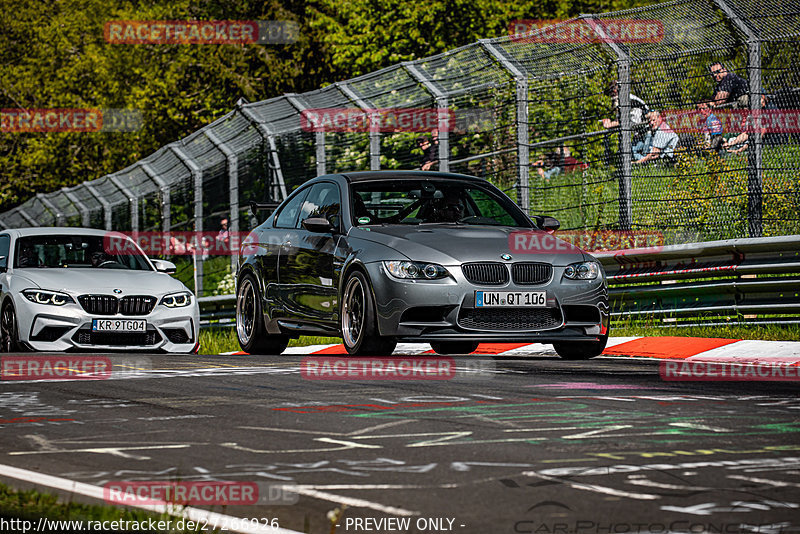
(274, 188), (310, 229)
(299, 183), (341, 230)
(0, 235), (9, 270)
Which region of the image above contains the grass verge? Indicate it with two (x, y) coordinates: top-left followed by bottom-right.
(0, 481), (211, 533)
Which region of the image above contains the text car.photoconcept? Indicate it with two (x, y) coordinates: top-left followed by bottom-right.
(0, 227), (199, 353)
(236, 171), (609, 358)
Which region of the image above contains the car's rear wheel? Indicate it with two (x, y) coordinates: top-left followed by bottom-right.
(553, 335), (608, 360)
(236, 274), (289, 355)
(341, 270), (396, 356)
(430, 341), (479, 355)
(1, 302), (23, 352)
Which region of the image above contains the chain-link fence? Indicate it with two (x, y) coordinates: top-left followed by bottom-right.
(2, 0), (798, 296)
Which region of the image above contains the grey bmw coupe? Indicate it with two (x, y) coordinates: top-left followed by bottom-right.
(236, 171), (609, 358)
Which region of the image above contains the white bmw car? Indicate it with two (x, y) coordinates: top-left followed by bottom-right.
(0, 227), (199, 353)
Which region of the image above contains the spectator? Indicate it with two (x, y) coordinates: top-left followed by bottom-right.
(633, 110), (680, 164)
(710, 62), (749, 109)
(216, 217), (230, 247)
(697, 100), (724, 151)
(722, 94), (782, 153)
(600, 81), (650, 136)
(417, 131), (439, 171)
(533, 146), (586, 181)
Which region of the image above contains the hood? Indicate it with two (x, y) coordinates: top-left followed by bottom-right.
(351, 225), (585, 265)
(14, 268), (188, 296)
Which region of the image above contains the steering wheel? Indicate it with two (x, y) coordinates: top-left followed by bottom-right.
(98, 260), (118, 268)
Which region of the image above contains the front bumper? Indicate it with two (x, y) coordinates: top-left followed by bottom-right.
(17, 299), (199, 353)
(365, 261), (609, 343)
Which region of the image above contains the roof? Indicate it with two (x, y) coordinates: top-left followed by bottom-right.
(339, 170), (488, 183)
(3, 227), (118, 238)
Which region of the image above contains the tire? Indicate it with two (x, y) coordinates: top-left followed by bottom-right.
(1, 301), (23, 353)
(430, 341), (479, 355)
(236, 273), (289, 355)
(341, 270), (396, 356)
(553, 334), (608, 360)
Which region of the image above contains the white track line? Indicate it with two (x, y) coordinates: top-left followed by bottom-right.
(0, 463), (302, 534)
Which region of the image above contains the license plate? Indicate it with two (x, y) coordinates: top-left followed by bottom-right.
(476, 291), (546, 307)
(92, 319), (147, 332)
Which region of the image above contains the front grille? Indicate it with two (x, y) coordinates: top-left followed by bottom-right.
(462, 263), (509, 285)
(78, 295), (156, 316)
(73, 329), (161, 346)
(512, 262), (553, 285)
(458, 308), (562, 331)
(78, 295), (118, 315)
(119, 296), (157, 315)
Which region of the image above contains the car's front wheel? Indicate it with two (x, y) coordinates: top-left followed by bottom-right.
(341, 270), (396, 356)
(0, 301), (23, 352)
(430, 341), (479, 355)
(236, 274), (289, 355)
(553, 335), (608, 360)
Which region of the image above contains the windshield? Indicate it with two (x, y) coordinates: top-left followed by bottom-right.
(351, 180), (532, 228)
(14, 235), (152, 270)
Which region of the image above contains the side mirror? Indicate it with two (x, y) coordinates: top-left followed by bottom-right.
(302, 217), (333, 233)
(152, 259), (177, 274)
(533, 215), (560, 234)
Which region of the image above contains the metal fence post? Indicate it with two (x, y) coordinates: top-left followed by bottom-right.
(140, 163), (171, 232)
(37, 193), (63, 226)
(170, 144), (204, 296)
(712, 0), (762, 237)
(404, 62), (450, 172)
(205, 130), (239, 273)
(338, 82), (381, 170)
(286, 94), (326, 176)
(237, 105), (288, 201)
(585, 16), (632, 230)
(109, 176), (139, 234)
(13, 207), (38, 227)
(480, 40), (530, 214)
(61, 187), (91, 227)
(84, 183), (113, 230)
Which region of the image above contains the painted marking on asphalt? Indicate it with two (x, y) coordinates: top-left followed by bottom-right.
(283, 486), (418, 516)
(0, 463), (302, 534)
(9, 444), (190, 460)
(522, 471), (660, 500)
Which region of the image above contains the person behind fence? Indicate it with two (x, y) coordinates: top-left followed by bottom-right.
(633, 110), (679, 165)
(721, 94), (782, 154)
(417, 131), (438, 171)
(710, 62), (749, 109)
(216, 217), (230, 247)
(600, 81), (650, 139)
(533, 146), (586, 181)
(697, 100), (724, 151)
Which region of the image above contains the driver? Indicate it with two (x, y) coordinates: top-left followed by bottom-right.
(432, 189), (465, 222)
(90, 251), (109, 267)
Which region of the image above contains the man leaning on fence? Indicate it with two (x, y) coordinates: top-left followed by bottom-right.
(710, 62), (749, 109)
(633, 110), (679, 165)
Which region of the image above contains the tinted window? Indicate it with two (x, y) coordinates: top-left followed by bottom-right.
(299, 182), (341, 230)
(0, 235), (9, 270)
(274, 188), (310, 229)
(13, 235), (151, 270)
(351, 180), (531, 227)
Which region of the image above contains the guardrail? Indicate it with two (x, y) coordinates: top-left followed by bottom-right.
(199, 235), (800, 329)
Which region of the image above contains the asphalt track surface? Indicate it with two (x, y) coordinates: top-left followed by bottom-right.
(1, 349), (800, 534)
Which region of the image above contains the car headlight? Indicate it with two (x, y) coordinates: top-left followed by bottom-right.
(160, 292), (193, 308)
(383, 261), (449, 280)
(563, 261), (600, 280)
(22, 289), (74, 306)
